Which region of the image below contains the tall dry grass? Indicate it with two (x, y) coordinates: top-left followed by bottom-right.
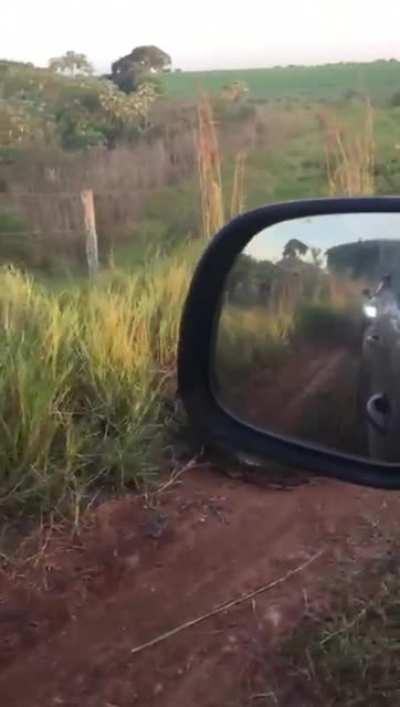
(230, 150), (247, 218)
(197, 95), (225, 238)
(197, 95), (247, 238)
(0, 252), (195, 517)
(321, 99), (375, 196)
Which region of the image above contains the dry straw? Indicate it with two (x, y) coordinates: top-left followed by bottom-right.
(322, 99), (375, 196)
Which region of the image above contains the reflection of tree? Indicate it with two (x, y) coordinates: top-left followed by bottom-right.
(283, 239), (308, 259)
(226, 248), (325, 310)
(225, 253), (276, 305)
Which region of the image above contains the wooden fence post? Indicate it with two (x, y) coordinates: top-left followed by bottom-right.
(81, 189), (99, 276)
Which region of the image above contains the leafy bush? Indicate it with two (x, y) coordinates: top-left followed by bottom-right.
(0, 64), (158, 150)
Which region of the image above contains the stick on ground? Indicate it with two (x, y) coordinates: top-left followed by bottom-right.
(131, 549), (324, 656)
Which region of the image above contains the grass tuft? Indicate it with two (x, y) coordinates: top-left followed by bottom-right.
(0, 254), (195, 517)
(275, 549), (400, 706)
(322, 99), (375, 196)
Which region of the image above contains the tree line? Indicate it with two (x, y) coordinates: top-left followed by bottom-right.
(0, 45), (172, 151)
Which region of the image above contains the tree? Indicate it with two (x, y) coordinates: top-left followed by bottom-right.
(56, 79), (158, 149)
(283, 238), (308, 259)
(110, 45), (171, 93)
(49, 51), (93, 77)
(98, 81), (157, 139)
(225, 253), (277, 306)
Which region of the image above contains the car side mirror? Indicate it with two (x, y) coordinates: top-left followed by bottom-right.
(178, 197), (400, 489)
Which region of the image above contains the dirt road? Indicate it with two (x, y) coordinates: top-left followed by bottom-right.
(0, 466), (398, 706)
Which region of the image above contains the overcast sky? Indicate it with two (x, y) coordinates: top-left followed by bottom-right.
(3, 0), (400, 72)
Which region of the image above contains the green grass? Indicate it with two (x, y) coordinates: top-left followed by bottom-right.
(0, 248), (201, 518)
(270, 547), (400, 706)
(243, 101), (400, 204)
(215, 304), (292, 384)
(164, 60), (400, 102)
(205, 99), (400, 210)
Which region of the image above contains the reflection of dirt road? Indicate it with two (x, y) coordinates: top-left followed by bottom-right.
(240, 347), (365, 454)
(0, 468), (398, 706)
(278, 349), (348, 428)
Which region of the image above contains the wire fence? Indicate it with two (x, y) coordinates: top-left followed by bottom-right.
(0, 190), (103, 273)
(0, 188), (153, 273)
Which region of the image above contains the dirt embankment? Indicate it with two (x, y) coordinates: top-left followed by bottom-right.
(0, 465), (398, 707)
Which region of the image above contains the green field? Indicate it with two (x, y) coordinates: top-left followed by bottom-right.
(164, 60), (400, 102)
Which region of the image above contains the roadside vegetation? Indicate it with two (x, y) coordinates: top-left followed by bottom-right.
(266, 541), (400, 706)
(0, 250), (200, 518)
(216, 228), (368, 385)
(215, 266), (365, 451)
(0, 47), (394, 515)
(0, 52), (398, 514)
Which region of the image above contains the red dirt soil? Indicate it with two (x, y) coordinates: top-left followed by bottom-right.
(0, 465), (398, 707)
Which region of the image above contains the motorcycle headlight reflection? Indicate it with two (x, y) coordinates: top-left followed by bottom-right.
(363, 304), (377, 319)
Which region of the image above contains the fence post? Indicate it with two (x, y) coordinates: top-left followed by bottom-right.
(80, 189), (99, 276)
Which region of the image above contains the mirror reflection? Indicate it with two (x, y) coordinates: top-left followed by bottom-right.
(214, 213), (400, 462)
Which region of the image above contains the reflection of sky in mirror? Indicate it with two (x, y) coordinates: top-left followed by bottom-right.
(245, 214), (400, 262)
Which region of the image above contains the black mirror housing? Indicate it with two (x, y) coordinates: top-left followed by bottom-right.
(178, 196), (400, 490)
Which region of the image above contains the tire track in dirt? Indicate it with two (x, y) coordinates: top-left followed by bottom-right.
(278, 349), (348, 429)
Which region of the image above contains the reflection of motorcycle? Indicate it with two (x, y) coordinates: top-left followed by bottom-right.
(362, 274), (392, 322)
(361, 274), (400, 461)
(362, 288), (376, 321)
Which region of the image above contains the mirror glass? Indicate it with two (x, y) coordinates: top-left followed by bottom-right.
(214, 213), (400, 462)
